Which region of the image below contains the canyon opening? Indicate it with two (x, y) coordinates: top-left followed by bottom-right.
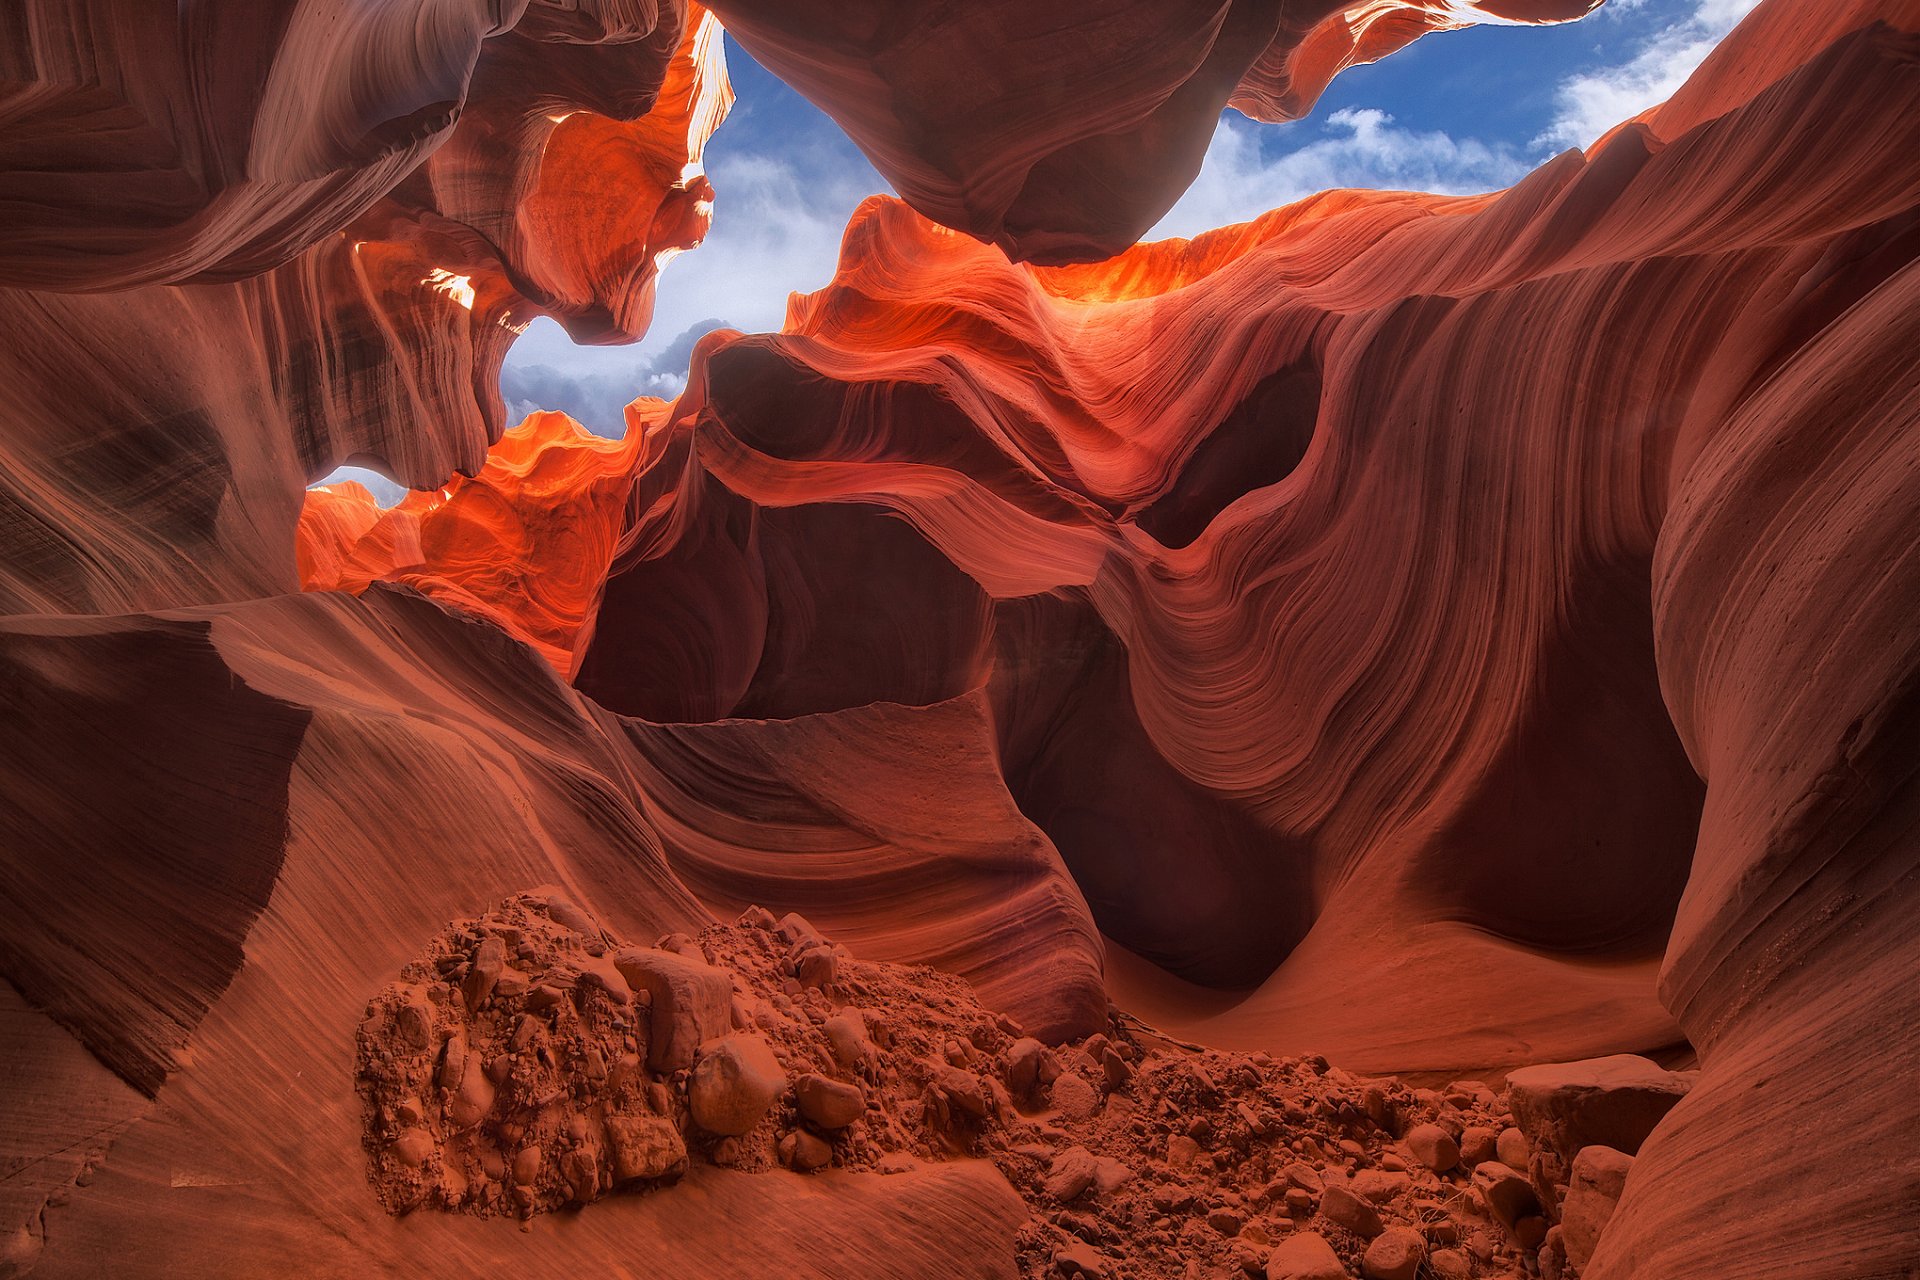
(3, 2), (1919, 1278)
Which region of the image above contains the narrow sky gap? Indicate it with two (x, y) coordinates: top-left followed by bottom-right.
(321, 0), (1757, 499)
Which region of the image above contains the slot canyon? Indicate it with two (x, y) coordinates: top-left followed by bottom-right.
(3, 1), (1918, 1276)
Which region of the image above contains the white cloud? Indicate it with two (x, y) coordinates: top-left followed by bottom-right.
(310, 465), (409, 507)
(647, 145), (888, 344)
(1535, 0), (1764, 149)
(1150, 107), (1529, 240)
(499, 318), (727, 434)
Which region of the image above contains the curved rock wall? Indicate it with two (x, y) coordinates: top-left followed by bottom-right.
(4, 0), (1919, 1275)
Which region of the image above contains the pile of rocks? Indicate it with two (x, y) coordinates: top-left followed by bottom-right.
(355, 892), (1690, 1279)
(354, 892), (692, 1217)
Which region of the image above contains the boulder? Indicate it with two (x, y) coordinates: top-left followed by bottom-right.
(613, 947), (733, 1072)
(689, 1034), (786, 1136)
(1504, 1055), (1690, 1158)
(1561, 1145), (1634, 1267)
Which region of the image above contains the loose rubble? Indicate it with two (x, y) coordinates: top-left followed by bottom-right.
(355, 891), (1659, 1275)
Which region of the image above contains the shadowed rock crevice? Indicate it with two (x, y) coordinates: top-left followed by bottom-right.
(0, 616), (311, 1095)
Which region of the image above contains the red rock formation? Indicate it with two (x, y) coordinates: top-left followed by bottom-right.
(301, 411), (651, 670)
(707, 0), (1601, 261)
(7, 0), (1920, 1276)
(0, 4), (727, 615)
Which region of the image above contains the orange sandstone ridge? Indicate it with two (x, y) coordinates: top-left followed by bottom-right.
(6, 1), (1920, 1278)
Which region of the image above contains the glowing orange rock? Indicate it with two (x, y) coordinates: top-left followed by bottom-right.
(0, 4), (728, 614)
(300, 411), (651, 671)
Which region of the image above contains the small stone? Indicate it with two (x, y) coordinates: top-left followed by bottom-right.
(1004, 1037), (1059, 1097)
(1283, 1162), (1323, 1193)
(572, 955), (633, 1006)
(788, 1128), (833, 1171)
(1318, 1185), (1384, 1238)
(932, 1066), (992, 1121)
(1208, 1208), (1246, 1236)
(449, 1053), (496, 1128)
(1045, 1146), (1100, 1201)
(604, 1114), (688, 1183)
(462, 936), (505, 1009)
(1405, 1122), (1460, 1173)
(435, 1032), (466, 1090)
(1053, 1241), (1110, 1278)
(1541, 1225), (1569, 1280)
(824, 1010), (873, 1069)
(1363, 1086), (1400, 1135)
(1350, 1169), (1411, 1202)
(512, 1145), (542, 1187)
(1265, 1230), (1347, 1280)
(1361, 1227), (1426, 1280)
(561, 1149), (599, 1204)
(1496, 1127), (1531, 1169)
(793, 943), (838, 989)
(1472, 1161), (1542, 1229)
(689, 1034), (787, 1136)
(390, 1127), (435, 1168)
(1284, 1188), (1315, 1214)
(1560, 1145), (1634, 1267)
(774, 912), (822, 947)
(1428, 1248), (1472, 1279)
(1049, 1071), (1100, 1120)
(1168, 1135), (1203, 1169)
(794, 1073), (866, 1129)
(1092, 1157), (1133, 1196)
(394, 998), (436, 1053)
(1459, 1125), (1498, 1166)
(530, 890), (603, 939)
(508, 1013), (540, 1053)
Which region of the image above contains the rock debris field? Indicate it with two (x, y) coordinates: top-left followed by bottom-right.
(356, 892), (1689, 1278)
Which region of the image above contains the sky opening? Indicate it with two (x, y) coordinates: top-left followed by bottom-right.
(320, 0), (1758, 504)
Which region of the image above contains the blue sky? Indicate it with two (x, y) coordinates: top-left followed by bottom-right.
(326, 0), (1758, 499)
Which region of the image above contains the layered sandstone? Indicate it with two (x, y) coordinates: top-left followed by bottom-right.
(4, 0), (1919, 1277)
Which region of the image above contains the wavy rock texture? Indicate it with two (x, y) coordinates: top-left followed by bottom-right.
(320, 13), (1920, 1274)
(0, 586), (1044, 1275)
(5, 0), (1920, 1276)
(0, 0), (510, 290)
(300, 411), (652, 670)
(706, 0), (1602, 261)
(0, 4), (726, 615)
